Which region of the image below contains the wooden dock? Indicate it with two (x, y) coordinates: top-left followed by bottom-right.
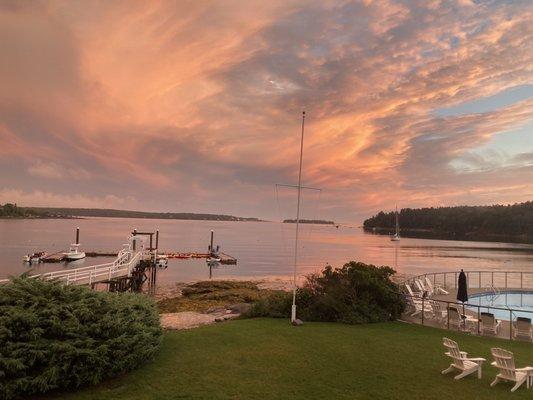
(41, 252), (65, 263)
(34, 249), (236, 265)
(219, 252), (237, 265)
(40, 251), (118, 263)
(161, 251), (237, 264)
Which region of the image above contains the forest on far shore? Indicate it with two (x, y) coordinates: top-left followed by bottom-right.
(0, 203), (50, 218)
(363, 201), (533, 243)
(0, 203), (261, 222)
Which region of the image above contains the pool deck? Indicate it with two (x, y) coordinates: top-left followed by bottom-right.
(401, 287), (533, 343)
(434, 287), (532, 303)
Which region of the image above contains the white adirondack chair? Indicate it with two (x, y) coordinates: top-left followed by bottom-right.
(425, 276), (449, 295)
(442, 337), (485, 379)
(430, 300), (447, 324)
(448, 307), (465, 331)
(411, 299), (433, 317)
(405, 283), (423, 298)
(490, 347), (533, 392)
(480, 312), (501, 336)
(404, 284), (432, 317)
(513, 317), (532, 341)
(414, 279), (429, 296)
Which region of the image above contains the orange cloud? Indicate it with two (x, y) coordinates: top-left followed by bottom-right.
(0, 0), (532, 221)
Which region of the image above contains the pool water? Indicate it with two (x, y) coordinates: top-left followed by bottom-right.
(467, 291), (533, 320)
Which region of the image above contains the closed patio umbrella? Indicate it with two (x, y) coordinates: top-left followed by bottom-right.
(457, 269), (468, 319)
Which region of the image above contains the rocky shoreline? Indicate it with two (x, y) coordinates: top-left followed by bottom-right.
(155, 274), (411, 330)
(155, 279), (293, 330)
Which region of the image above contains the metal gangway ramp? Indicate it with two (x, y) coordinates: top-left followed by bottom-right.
(0, 234), (153, 288)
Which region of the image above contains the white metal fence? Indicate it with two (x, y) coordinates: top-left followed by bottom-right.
(401, 271), (533, 342)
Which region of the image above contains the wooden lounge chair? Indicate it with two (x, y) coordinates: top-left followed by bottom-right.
(442, 337), (485, 380)
(424, 276), (449, 295)
(480, 312), (501, 336)
(490, 347), (533, 391)
(513, 317), (532, 341)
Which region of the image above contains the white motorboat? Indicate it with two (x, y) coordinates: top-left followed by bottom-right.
(23, 251), (46, 263)
(63, 243), (86, 261)
(390, 206), (401, 242)
(63, 227), (86, 261)
(156, 254), (168, 268)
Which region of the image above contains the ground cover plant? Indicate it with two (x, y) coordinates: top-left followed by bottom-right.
(0, 277), (162, 399)
(157, 280), (284, 313)
(35, 319), (533, 400)
(249, 261), (405, 323)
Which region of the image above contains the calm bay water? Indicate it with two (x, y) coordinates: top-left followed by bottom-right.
(1, 217), (533, 283)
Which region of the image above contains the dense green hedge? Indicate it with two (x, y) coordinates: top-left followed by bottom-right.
(249, 261), (405, 323)
(0, 278), (162, 399)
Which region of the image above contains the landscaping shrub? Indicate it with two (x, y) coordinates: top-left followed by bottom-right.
(248, 291), (292, 318)
(0, 277), (162, 399)
(248, 261), (405, 323)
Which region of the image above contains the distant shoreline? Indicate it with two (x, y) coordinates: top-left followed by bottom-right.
(33, 207), (263, 222)
(0, 216), (81, 220)
(364, 226), (533, 245)
(283, 219), (335, 225)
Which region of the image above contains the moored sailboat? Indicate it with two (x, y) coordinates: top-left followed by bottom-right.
(390, 207), (400, 242)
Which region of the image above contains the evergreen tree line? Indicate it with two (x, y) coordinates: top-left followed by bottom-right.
(363, 201), (533, 239)
(0, 203), (48, 218)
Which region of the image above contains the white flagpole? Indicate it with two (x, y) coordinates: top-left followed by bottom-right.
(292, 111), (305, 323)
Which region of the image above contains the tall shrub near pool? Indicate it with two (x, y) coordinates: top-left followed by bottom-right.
(298, 262), (406, 323)
(249, 261), (406, 323)
(0, 277), (162, 399)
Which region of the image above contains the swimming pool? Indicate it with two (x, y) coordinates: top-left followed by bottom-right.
(467, 291), (533, 320)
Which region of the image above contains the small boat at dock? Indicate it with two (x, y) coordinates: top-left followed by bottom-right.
(156, 254), (168, 268)
(63, 227), (86, 261)
(63, 243), (86, 261)
(22, 251), (46, 263)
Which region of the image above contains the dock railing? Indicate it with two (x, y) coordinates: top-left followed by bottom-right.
(0, 249), (145, 286)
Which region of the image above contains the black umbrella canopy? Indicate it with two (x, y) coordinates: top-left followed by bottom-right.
(457, 269), (468, 303)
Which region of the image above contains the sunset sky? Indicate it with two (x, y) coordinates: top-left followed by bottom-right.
(1, 0), (532, 222)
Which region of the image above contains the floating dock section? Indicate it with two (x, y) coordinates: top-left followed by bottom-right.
(161, 251), (237, 264)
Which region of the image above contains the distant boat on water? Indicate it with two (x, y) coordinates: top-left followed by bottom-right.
(390, 207), (400, 242)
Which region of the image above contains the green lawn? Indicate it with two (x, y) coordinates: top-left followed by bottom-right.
(37, 319), (533, 400)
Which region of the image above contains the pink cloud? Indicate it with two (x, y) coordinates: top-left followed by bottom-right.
(0, 0), (532, 221)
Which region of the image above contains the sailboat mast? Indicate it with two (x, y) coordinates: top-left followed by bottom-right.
(292, 111), (305, 323)
(395, 206), (399, 235)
